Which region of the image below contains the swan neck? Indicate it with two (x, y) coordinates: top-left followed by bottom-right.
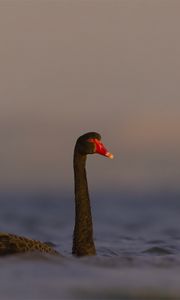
(72, 148), (96, 256)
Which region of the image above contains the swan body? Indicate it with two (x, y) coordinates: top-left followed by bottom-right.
(0, 132), (113, 256)
(0, 233), (58, 256)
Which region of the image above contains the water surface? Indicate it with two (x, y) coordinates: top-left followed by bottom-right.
(0, 190), (180, 300)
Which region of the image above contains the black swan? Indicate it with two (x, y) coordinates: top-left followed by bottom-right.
(0, 132), (113, 256)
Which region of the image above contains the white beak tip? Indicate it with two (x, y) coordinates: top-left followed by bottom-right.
(106, 152), (114, 159)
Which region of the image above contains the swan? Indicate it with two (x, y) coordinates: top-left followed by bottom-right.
(0, 132), (113, 256)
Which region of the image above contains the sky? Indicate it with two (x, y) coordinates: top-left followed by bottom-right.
(0, 0), (180, 193)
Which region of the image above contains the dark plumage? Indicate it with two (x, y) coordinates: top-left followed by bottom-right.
(0, 132), (113, 256)
(0, 233), (58, 256)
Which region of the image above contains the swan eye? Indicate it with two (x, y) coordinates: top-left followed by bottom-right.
(87, 138), (97, 153)
(87, 138), (98, 145)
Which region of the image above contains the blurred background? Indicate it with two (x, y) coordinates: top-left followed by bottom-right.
(0, 2), (180, 299)
(0, 0), (179, 194)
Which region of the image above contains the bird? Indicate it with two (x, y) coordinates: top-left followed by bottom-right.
(0, 132), (113, 256)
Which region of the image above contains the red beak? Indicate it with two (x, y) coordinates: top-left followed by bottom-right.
(88, 138), (114, 159)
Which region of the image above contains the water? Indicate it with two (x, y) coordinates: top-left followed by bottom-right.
(0, 189), (180, 300)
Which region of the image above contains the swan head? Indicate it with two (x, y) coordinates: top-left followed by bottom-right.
(76, 132), (114, 159)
